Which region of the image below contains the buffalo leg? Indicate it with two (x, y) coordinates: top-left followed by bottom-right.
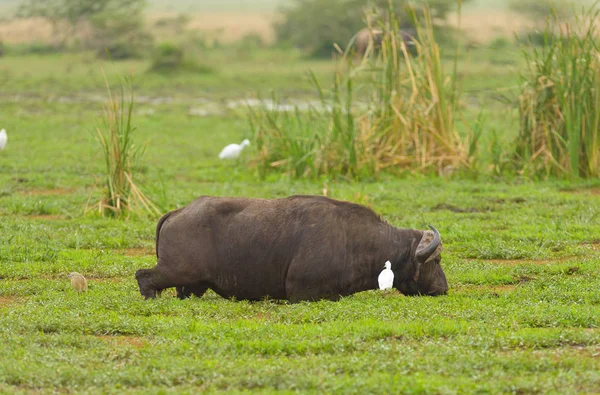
(135, 266), (191, 299)
(176, 283), (209, 300)
(136, 264), (210, 300)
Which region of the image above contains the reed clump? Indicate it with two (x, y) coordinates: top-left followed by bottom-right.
(515, 6), (600, 178)
(250, 3), (469, 180)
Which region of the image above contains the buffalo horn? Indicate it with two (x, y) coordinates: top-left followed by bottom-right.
(415, 225), (441, 263)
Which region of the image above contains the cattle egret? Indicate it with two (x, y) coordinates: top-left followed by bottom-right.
(218, 139), (250, 160)
(68, 272), (88, 292)
(0, 129), (6, 150)
(378, 261), (394, 290)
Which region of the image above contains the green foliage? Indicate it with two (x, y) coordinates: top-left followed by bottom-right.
(90, 10), (154, 60)
(515, 5), (600, 178)
(17, 0), (145, 31)
(274, 0), (365, 58)
(274, 0), (471, 58)
(17, 0), (150, 57)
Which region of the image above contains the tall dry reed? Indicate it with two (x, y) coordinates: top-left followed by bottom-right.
(250, 2), (469, 179)
(86, 71), (160, 218)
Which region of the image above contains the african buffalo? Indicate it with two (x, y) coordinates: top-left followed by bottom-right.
(354, 27), (417, 57)
(135, 195), (447, 302)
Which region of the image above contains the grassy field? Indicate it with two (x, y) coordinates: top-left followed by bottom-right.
(1, 4), (600, 393)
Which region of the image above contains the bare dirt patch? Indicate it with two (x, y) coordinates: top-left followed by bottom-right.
(499, 344), (600, 360)
(22, 188), (73, 196)
(483, 256), (576, 266)
(514, 275), (535, 283)
(489, 285), (516, 292)
(486, 259), (550, 266)
(122, 247), (155, 257)
(432, 203), (489, 213)
(0, 296), (18, 307)
(560, 187), (600, 196)
(87, 277), (125, 283)
(97, 335), (147, 349)
(455, 284), (517, 294)
(25, 214), (65, 221)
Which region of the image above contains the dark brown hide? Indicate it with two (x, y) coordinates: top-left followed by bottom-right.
(135, 195), (447, 302)
(354, 27), (417, 57)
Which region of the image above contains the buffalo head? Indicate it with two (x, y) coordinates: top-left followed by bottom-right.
(397, 225), (447, 296)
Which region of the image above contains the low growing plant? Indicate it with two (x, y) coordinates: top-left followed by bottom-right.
(149, 42), (214, 74)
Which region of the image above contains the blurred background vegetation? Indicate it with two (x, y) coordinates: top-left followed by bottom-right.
(0, 0), (585, 58)
(0, 0), (598, 181)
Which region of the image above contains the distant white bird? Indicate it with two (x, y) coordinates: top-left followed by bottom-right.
(218, 139), (250, 160)
(0, 129), (6, 150)
(378, 260), (394, 290)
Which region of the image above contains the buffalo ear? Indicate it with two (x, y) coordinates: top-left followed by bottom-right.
(413, 228), (443, 281)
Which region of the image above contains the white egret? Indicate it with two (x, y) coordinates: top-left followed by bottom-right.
(0, 129), (6, 150)
(378, 260), (394, 290)
(218, 139), (250, 160)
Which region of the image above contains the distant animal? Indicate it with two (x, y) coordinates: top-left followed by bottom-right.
(355, 27), (384, 57)
(0, 129), (7, 150)
(68, 272), (88, 292)
(218, 139), (250, 160)
(378, 260), (394, 290)
(135, 195), (447, 303)
(354, 27), (417, 58)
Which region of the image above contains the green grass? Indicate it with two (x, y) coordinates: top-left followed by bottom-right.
(1, 40), (599, 393)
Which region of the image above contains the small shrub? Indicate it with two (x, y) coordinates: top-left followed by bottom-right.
(148, 43), (214, 74)
(238, 33), (266, 50)
(488, 36), (511, 50)
(514, 5), (600, 178)
(91, 12), (154, 60)
(98, 39), (146, 60)
(151, 43), (184, 70)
